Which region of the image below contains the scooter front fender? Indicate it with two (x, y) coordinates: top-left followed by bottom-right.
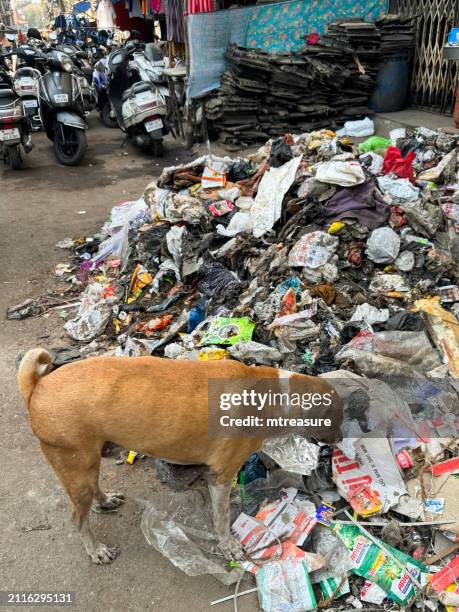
(56, 111), (88, 130)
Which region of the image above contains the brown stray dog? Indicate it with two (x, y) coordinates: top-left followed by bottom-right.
(18, 348), (339, 565)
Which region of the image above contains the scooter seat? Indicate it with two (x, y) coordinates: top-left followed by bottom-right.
(121, 81), (153, 102)
(121, 88), (132, 102)
(0, 88), (16, 99)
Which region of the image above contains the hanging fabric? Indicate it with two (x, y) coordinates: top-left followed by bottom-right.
(96, 0), (117, 28)
(165, 0), (184, 42)
(187, 0), (213, 14)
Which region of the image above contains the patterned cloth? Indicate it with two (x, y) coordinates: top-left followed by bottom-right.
(186, 0), (388, 98)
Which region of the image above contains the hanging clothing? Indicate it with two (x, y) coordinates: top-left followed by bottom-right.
(150, 0), (162, 12)
(187, 0), (213, 14)
(53, 14), (67, 31)
(97, 0), (116, 29)
(164, 0), (184, 42)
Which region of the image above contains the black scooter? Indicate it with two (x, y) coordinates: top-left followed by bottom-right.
(39, 49), (88, 166)
(0, 48), (33, 170)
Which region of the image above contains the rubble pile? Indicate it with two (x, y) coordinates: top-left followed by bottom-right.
(205, 17), (415, 149)
(13, 123), (459, 610)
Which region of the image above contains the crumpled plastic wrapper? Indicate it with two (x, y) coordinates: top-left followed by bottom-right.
(261, 435), (320, 476)
(64, 283), (113, 342)
(140, 489), (243, 585)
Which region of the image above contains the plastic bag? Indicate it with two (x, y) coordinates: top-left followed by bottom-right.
(288, 231), (338, 269)
(336, 117), (374, 137)
(365, 227), (401, 263)
(140, 489), (241, 584)
(377, 176), (419, 202)
(357, 136), (391, 154)
(315, 160), (365, 187)
(216, 211), (252, 236)
(257, 560), (317, 612)
(103, 197), (149, 235)
(261, 435), (319, 476)
(250, 156), (302, 238)
(359, 151), (384, 175)
(64, 283), (112, 342)
(166, 225), (186, 265)
(336, 330), (442, 377)
(350, 303), (389, 326)
(228, 341), (282, 365)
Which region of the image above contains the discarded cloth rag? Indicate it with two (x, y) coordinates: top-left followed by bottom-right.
(322, 180), (390, 230)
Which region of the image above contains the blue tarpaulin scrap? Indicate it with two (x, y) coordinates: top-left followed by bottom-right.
(186, 0), (389, 99)
(72, 1), (91, 14)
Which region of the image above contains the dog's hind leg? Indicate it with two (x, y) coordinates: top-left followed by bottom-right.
(207, 476), (244, 561)
(39, 442), (119, 564)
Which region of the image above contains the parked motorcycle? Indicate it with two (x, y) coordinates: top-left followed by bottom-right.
(0, 48), (33, 169)
(107, 43), (169, 156)
(38, 49), (88, 166)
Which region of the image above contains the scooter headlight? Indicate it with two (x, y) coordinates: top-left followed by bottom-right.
(62, 57), (73, 72)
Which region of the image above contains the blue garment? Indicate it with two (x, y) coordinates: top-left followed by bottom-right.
(53, 14), (67, 30)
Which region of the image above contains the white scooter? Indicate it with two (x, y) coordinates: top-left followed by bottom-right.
(107, 42), (170, 156)
(13, 65), (42, 130)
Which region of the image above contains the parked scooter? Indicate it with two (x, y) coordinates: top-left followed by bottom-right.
(0, 46), (33, 169)
(38, 48), (88, 166)
(93, 58), (117, 128)
(107, 43), (169, 156)
(14, 44), (47, 130)
(56, 43), (96, 114)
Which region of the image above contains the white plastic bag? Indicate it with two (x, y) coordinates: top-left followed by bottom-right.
(216, 211), (253, 237)
(366, 227), (401, 263)
(166, 225), (186, 265)
(64, 283), (112, 342)
(288, 231), (338, 268)
(359, 152), (384, 175)
(315, 160), (365, 186)
(336, 117), (374, 137)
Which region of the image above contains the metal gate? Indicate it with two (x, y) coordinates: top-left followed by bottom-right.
(390, 0), (458, 113)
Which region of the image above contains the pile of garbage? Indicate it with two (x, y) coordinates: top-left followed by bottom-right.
(14, 121), (459, 610)
(205, 17), (415, 149)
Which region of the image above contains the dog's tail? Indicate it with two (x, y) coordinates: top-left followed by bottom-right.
(17, 349), (53, 407)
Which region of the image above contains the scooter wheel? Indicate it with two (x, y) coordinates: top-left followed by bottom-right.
(6, 145), (23, 170)
(101, 103), (118, 129)
(151, 139), (164, 158)
(53, 125), (87, 166)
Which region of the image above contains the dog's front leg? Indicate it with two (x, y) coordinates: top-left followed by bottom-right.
(208, 479), (244, 561)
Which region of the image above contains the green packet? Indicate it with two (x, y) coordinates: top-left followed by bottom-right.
(319, 576), (350, 599)
(199, 317), (255, 346)
(333, 523), (429, 605)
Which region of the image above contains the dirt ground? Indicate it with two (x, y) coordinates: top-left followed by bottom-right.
(0, 117), (258, 611)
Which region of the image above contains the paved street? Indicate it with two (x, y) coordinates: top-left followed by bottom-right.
(0, 116), (257, 612)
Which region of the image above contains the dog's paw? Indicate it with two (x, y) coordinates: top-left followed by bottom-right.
(90, 543), (120, 565)
(218, 535), (245, 562)
(92, 493), (125, 513)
